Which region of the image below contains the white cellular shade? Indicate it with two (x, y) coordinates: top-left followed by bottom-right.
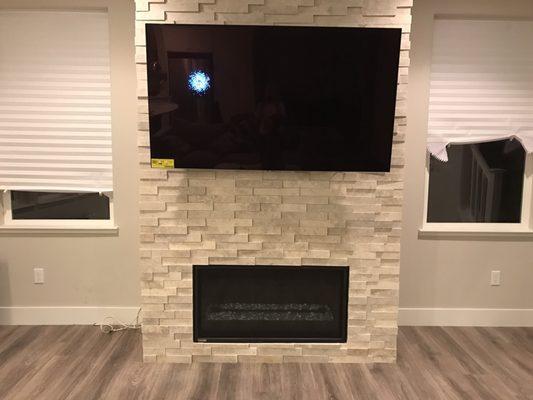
(427, 19), (533, 162)
(0, 11), (113, 192)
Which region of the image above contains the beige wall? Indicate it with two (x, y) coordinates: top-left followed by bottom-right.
(1, 0), (532, 325)
(0, 0), (140, 316)
(400, 0), (533, 312)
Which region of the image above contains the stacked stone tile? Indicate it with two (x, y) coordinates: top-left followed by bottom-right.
(136, 0), (412, 363)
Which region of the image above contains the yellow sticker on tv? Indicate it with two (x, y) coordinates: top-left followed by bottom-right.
(151, 158), (174, 169)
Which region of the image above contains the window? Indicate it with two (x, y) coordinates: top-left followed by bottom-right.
(423, 18), (533, 234)
(427, 139), (525, 223)
(2, 190), (114, 229)
(10, 191), (110, 220)
(0, 10), (115, 231)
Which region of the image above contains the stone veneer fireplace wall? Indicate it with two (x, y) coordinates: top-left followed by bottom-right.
(137, 0), (412, 363)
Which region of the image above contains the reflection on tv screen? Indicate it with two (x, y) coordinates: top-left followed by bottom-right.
(146, 24), (401, 172)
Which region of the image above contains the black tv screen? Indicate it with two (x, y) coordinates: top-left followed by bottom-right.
(146, 24), (401, 172)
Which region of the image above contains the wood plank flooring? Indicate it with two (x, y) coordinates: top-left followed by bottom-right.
(0, 326), (532, 399)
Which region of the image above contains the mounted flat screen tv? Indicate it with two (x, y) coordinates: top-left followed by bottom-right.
(146, 24), (401, 172)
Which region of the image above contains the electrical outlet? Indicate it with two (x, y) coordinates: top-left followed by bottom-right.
(33, 268), (44, 284)
(491, 270), (501, 286)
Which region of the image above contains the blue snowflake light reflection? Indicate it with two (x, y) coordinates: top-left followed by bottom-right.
(187, 70), (211, 94)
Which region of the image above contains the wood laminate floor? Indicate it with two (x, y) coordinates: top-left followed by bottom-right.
(0, 326), (532, 399)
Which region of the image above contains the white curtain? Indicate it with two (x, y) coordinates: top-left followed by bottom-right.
(0, 10), (113, 192)
(427, 19), (533, 162)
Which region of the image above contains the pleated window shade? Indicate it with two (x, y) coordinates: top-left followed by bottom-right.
(0, 10), (113, 192)
(427, 19), (533, 162)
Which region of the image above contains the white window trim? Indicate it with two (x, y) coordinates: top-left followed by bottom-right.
(419, 152), (533, 238)
(0, 190), (118, 234)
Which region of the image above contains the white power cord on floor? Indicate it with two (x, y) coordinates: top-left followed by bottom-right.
(97, 308), (141, 334)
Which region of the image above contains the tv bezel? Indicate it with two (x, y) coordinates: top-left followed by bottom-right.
(145, 23), (402, 173)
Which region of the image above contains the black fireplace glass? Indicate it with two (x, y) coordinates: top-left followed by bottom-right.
(193, 265), (349, 342)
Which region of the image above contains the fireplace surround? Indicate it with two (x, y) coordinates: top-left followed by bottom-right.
(137, 0), (411, 363)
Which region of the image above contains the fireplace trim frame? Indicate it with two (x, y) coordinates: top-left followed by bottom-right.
(193, 264), (349, 343)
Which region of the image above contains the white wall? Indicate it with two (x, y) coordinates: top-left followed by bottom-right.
(0, 0), (140, 324)
(400, 0), (533, 326)
(1, 0), (532, 326)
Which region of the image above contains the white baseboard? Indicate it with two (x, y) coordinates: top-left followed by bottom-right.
(0, 306), (140, 325)
(399, 307), (533, 327)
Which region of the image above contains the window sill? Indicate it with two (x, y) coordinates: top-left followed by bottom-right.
(418, 227), (533, 240)
(0, 225), (119, 235)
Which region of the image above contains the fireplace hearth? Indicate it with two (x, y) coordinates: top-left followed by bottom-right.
(193, 265), (349, 343)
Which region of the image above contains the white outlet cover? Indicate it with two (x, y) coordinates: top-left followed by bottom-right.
(33, 268), (44, 284)
(491, 270), (501, 286)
